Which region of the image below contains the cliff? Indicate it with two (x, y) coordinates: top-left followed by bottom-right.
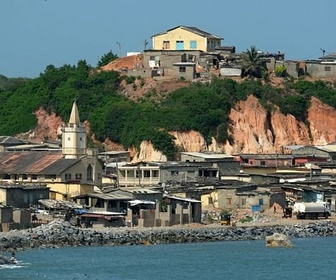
(134, 95), (336, 161)
(25, 96), (336, 162)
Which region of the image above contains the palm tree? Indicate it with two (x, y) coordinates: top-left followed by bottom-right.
(241, 46), (265, 78)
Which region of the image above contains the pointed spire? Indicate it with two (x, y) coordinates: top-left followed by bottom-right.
(68, 100), (80, 125)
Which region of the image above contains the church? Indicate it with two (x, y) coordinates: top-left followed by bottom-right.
(0, 101), (103, 201)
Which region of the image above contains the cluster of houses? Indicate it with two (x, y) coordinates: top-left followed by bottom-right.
(1, 25), (336, 230)
(1, 101), (336, 231)
(122, 25), (336, 81)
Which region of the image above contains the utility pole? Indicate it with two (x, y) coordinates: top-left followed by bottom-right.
(116, 42), (121, 57)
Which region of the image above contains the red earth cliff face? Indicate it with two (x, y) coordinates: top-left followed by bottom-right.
(22, 96), (336, 161)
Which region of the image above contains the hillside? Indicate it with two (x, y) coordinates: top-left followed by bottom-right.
(25, 79), (336, 161)
(2, 58), (336, 161)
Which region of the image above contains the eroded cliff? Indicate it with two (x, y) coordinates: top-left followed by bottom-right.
(25, 96), (336, 162)
(135, 95), (336, 161)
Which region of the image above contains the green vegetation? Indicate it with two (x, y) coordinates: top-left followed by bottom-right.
(2, 53), (336, 158)
(241, 46), (266, 78)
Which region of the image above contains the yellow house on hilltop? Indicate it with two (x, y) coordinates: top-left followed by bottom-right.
(151, 25), (223, 52)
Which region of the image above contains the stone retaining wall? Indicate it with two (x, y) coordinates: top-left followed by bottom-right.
(0, 220), (335, 252)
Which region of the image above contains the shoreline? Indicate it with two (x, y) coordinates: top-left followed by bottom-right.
(1, 218), (336, 252)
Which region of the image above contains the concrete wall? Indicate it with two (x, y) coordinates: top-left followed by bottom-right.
(0, 206), (13, 223)
(48, 183), (94, 201)
(13, 209), (31, 228)
(143, 50), (201, 70)
(306, 62), (336, 78)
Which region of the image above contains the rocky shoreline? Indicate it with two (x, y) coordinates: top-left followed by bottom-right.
(0, 220), (336, 252)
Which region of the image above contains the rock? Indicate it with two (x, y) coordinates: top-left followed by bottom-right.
(0, 255), (12, 265)
(266, 233), (293, 248)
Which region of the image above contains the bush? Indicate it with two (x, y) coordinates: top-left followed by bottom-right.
(275, 65), (287, 77)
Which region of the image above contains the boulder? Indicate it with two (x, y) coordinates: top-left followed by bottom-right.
(266, 233), (293, 248)
(0, 255), (12, 265)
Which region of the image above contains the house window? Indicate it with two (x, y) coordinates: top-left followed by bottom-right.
(227, 198), (232, 205)
(260, 161), (266, 166)
(144, 170), (150, 178)
(127, 170), (134, 178)
(76, 173), (82, 180)
(46, 174), (56, 180)
(242, 198), (246, 205)
(171, 171), (179, 176)
(22, 174), (28, 180)
(259, 198), (264, 205)
(208, 196), (213, 205)
(325, 66), (331, 71)
(32, 174), (38, 180)
(163, 41), (170, 49)
(179, 67), (186, 73)
(65, 173), (71, 180)
(152, 170), (159, 177)
(87, 165), (93, 181)
(190, 40), (197, 49)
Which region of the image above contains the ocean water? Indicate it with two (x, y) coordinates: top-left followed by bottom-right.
(1, 237), (336, 280)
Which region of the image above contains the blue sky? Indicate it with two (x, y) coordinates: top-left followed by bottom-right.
(1, 0), (336, 78)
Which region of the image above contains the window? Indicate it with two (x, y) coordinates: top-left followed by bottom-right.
(32, 174), (38, 180)
(87, 165), (93, 181)
(76, 173), (82, 180)
(325, 66), (331, 71)
(152, 170), (159, 178)
(208, 196), (213, 204)
(260, 161), (266, 166)
(259, 198), (264, 205)
(22, 174), (28, 180)
(190, 40), (197, 49)
(144, 170), (150, 178)
(65, 173), (71, 180)
(46, 174), (56, 180)
(179, 67), (186, 73)
(163, 40), (170, 49)
(227, 198), (232, 205)
(241, 198), (246, 206)
(171, 171), (179, 176)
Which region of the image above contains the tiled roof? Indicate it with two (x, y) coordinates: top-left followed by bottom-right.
(0, 151), (79, 174)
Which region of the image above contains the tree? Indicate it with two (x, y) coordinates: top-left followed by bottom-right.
(97, 51), (118, 67)
(241, 46), (265, 78)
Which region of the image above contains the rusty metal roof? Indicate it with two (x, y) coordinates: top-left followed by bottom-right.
(0, 151), (79, 174)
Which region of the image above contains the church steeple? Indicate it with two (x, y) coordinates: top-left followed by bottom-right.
(69, 101), (80, 125)
(62, 101), (87, 159)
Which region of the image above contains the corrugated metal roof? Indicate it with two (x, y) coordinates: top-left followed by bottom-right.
(74, 189), (135, 200)
(181, 152), (233, 159)
(0, 136), (27, 145)
(0, 151), (77, 174)
(240, 154), (292, 160)
(152, 25), (223, 40)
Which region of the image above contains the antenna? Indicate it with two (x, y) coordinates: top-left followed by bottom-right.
(144, 39), (148, 50)
(320, 48), (326, 58)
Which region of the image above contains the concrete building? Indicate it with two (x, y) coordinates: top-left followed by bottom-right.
(151, 25), (223, 52)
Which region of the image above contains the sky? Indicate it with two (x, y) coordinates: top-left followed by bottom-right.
(1, 0), (336, 78)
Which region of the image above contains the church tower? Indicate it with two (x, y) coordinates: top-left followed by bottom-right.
(62, 101), (87, 159)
